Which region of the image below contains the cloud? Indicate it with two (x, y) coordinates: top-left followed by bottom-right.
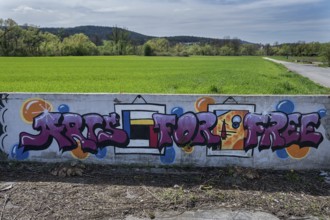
(173, 8), (192, 12)
(236, 0), (323, 9)
(0, 0), (328, 43)
(13, 5), (42, 13)
(93, 6), (129, 13)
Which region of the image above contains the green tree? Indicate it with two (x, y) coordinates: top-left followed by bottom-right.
(0, 18), (22, 56)
(62, 33), (97, 56)
(310, 42), (321, 56)
(278, 44), (291, 58)
(173, 43), (190, 56)
(143, 44), (153, 56)
(188, 44), (202, 55)
(219, 45), (234, 56)
(230, 38), (241, 55)
(240, 44), (258, 56)
(322, 43), (330, 67)
(263, 44), (272, 56)
(98, 40), (116, 55)
(21, 26), (44, 56)
(110, 26), (130, 55)
(201, 44), (214, 55)
(144, 38), (170, 55)
(40, 32), (61, 56)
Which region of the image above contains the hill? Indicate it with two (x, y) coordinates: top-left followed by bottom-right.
(40, 26), (250, 46)
(41, 26), (152, 45)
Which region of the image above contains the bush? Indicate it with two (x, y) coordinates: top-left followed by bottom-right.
(322, 44), (330, 67)
(178, 51), (189, 57)
(143, 44), (153, 56)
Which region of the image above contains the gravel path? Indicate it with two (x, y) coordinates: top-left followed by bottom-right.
(263, 57), (330, 88)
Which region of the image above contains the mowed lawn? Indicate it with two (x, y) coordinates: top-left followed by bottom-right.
(0, 56), (329, 94)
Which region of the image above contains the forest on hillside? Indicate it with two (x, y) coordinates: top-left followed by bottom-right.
(0, 18), (329, 65)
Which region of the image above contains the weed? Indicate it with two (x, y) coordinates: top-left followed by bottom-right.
(189, 195), (197, 203)
(172, 84), (178, 89)
(280, 71), (294, 78)
(285, 170), (300, 182)
(0, 150), (8, 161)
(209, 85), (220, 93)
(282, 82), (295, 92)
(159, 188), (185, 205)
(147, 211), (155, 219)
(216, 192), (226, 202)
(226, 167), (236, 176)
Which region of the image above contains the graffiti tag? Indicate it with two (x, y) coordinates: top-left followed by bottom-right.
(19, 110), (324, 154)
(244, 112), (323, 151)
(19, 113), (129, 153)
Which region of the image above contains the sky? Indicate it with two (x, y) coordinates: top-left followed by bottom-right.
(0, 0), (329, 44)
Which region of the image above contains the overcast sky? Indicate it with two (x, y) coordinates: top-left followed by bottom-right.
(0, 0), (329, 44)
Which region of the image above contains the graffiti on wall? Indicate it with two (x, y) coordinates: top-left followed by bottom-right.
(114, 103), (166, 155)
(207, 103), (256, 157)
(4, 95), (327, 164)
(244, 112), (323, 150)
(0, 94), (9, 155)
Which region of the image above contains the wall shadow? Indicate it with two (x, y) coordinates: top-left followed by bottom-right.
(0, 162), (329, 197)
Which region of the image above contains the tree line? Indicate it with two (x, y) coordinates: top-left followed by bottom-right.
(0, 18), (329, 65)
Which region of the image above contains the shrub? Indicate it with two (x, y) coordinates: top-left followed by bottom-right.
(143, 44), (153, 56)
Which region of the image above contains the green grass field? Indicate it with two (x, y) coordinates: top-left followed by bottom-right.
(0, 56), (329, 94)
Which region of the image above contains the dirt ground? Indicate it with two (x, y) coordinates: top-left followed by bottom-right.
(0, 161), (329, 220)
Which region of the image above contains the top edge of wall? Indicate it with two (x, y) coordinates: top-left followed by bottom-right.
(1, 92), (330, 97)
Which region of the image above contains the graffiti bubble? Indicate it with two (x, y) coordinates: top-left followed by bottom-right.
(182, 145), (194, 154)
(276, 148), (289, 160)
(231, 115), (242, 129)
(160, 147), (176, 165)
(195, 97), (215, 112)
(276, 100), (295, 114)
(71, 141), (89, 160)
(95, 147), (107, 159)
(171, 107), (184, 117)
(21, 98), (53, 124)
(318, 109), (327, 118)
(58, 104), (70, 113)
(11, 144), (29, 160)
(286, 144), (310, 159)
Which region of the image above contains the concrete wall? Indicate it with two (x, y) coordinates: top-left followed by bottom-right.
(0, 93), (329, 169)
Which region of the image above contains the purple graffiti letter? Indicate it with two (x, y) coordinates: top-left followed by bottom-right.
(83, 114), (104, 143)
(173, 113), (197, 146)
(244, 113), (266, 151)
(19, 113), (73, 151)
(153, 113), (176, 149)
(192, 112), (221, 147)
(62, 113), (97, 153)
(260, 112), (287, 150)
(97, 113), (129, 147)
(282, 113), (301, 146)
(300, 113), (323, 148)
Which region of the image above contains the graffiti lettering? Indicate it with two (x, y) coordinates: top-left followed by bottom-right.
(19, 110), (324, 155)
(19, 112), (129, 153)
(153, 112), (220, 149)
(244, 112), (323, 151)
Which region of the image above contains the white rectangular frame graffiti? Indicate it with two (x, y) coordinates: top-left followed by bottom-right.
(114, 104), (166, 155)
(207, 104), (256, 158)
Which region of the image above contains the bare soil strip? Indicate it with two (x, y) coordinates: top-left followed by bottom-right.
(0, 162), (329, 219)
